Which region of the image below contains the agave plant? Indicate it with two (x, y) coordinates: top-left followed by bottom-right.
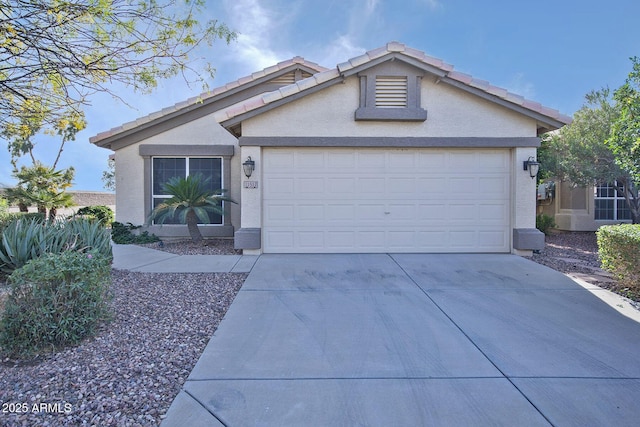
(148, 174), (235, 243)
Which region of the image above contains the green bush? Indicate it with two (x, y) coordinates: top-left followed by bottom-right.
(0, 212), (45, 230)
(111, 221), (159, 244)
(0, 251), (111, 356)
(75, 205), (114, 225)
(0, 217), (112, 274)
(0, 197), (8, 219)
(536, 214), (556, 235)
(597, 224), (640, 293)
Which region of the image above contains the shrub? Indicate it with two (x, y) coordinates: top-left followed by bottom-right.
(597, 224), (640, 293)
(0, 212), (45, 230)
(0, 251), (111, 356)
(75, 205), (114, 225)
(111, 221), (159, 244)
(0, 219), (46, 273)
(0, 197), (8, 219)
(0, 217), (112, 274)
(63, 218), (113, 258)
(536, 214), (556, 235)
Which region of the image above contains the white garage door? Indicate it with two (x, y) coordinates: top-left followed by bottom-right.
(262, 148), (511, 253)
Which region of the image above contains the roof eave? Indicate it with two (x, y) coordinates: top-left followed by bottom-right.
(90, 62), (328, 149)
(440, 76), (570, 133)
(220, 74), (345, 129)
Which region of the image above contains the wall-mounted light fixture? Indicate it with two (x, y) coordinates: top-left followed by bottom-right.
(523, 156), (540, 179)
(243, 156), (255, 178)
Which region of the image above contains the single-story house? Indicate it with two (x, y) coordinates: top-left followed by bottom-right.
(538, 181), (633, 231)
(91, 42), (571, 255)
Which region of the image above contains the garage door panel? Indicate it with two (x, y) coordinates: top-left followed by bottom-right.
(358, 152), (386, 167)
(263, 148), (510, 253)
(387, 204), (416, 220)
(296, 151), (325, 168)
(327, 204), (355, 221)
(388, 152), (416, 168)
(265, 204), (294, 222)
(327, 151), (355, 167)
(295, 177), (324, 194)
(417, 152), (447, 169)
(389, 177), (415, 193)
(358, 177), (386, 193)
(265, 151), (295, 168)
(298, 231), (325, 248)
(417, 177), (448, 194)
(328, 177), (355, 193)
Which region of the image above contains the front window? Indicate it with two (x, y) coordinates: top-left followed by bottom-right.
(152, 157), (223, 225)
(594, 182), (631, 221)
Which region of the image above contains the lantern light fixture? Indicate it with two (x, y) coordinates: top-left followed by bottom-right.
(523, 156), (540, 179)
(243, 156), (255, 178)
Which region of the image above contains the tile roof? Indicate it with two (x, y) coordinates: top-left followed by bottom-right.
(92, 42), (571, 146)
(214, 42), (572, 127)
(90, 57), (329, 145)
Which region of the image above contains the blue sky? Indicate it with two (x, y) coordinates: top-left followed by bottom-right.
(2, 0), (638, 191)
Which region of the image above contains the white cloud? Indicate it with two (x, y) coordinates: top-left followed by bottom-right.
(422, 0), (441, 10)
(365, 0), (380, 15)
(223, 0), (294, 71)
(319, 35), (367, 68)
(505, 72), (536, 99)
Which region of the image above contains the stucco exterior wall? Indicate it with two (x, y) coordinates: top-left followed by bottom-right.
(114, 115), (240, 228)
(238, 74), (541, 255)
(242, 76), (538, 138)
(541, 183), (632, 231)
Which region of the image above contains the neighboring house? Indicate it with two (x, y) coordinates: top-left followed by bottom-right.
(91, 42), (570, 255)
(539, 181), (633, 231)
(3, 191), (115, 217)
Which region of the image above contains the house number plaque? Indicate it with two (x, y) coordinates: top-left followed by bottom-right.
(243, 181), (259, 189)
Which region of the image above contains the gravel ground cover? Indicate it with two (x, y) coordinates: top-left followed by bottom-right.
(139, 238), (240, 256)
(531, 231), (602, 277)
(0, 270), (246, 426)
(531, 231), (640, 310)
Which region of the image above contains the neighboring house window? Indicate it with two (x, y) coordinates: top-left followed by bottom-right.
(152, 157), (223, 225)
(594, 182), (631, 221)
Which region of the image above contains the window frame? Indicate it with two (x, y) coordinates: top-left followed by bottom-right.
(594, 181), (631, 221)
(151, 156), (225, 226)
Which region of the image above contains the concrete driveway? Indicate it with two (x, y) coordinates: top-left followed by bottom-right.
(161, 254), (640, 426)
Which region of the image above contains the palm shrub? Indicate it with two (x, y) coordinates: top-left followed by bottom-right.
(0, 251), (111, 357)
(148, 174), (235, 243)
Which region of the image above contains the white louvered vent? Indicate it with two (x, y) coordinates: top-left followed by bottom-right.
(269, 70), (314, 85)
(270, 72), (296, 85)
(375, 76), (408, 108)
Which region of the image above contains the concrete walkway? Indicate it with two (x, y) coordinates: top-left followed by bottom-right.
(111, 243), (258, 273)
(159, 253), (640, 426)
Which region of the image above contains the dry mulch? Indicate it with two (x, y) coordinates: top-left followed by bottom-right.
(0, 270), (246, 426)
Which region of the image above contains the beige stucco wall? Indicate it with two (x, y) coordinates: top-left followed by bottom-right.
(242, 76), (538, 138)
(114, 115), (240, 228)
(541, 182), (631, 231)
(240, 74), (541, 254)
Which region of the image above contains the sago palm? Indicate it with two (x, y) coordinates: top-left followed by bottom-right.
(148, 174), (235, 243)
